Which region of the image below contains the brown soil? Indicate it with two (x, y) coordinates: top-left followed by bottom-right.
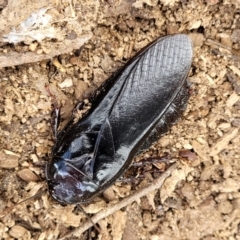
(0, 0), (240, 239)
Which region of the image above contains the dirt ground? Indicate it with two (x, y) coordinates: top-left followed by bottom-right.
(0, 0), (240, 239)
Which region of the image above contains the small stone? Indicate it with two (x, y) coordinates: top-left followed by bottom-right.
(150, 236), (160, 240)
(192, 140), (211, 162)
(142, 211), (152, 227)
(199, 197), (216, 209)
(188, 33), (205, 47)
(226, 93), (239, 107)
(74, 80), (88, 99)
(231, 29), (240, 43)
(126, 20), (136, 28)
(30, 154), (39, 163)
(100, 55), (115, 72)
(181, 183), (195, 200)
(9, 225), (29, 239)
(164, 196), (182, 209)
(21, 117), (27, 123)
(37, 49), (43, 54)
(215, 193), (228, 202)
(231, 119), (240, 128)
(212, 178), (240, 192)
(218, 33), (232, 48)
(166, 24), (178, 35)
(189, 20), (202, 30)
(92, 56), (100, 66)
(58, 78), (73, 88)
(66, 30), (78, 40)
(0, 151), (18, 169)
(232, 198), (240, 210)
(103, 187), (115, 201)
(70, 57), (86, 67)
(29, 42), (38, 51)
(17, 169), (39, 182)
(207, 0), (219, 5)
(218, 200), (233, 214)
(93, 68), (107, 86)
(116, 47), (124, 59)
(41, 45), (51, 54)
(218, 122), (231, 130)
(141, 196), (152, 210)
(179, 149), (197, 162)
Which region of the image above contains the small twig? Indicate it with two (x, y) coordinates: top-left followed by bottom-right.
(205, 38), (232, 51)
(0, 33), (92, 68)
(0, 190), (46, 217)
(60, 163), (177, 239)
(205, 38), (240, 59)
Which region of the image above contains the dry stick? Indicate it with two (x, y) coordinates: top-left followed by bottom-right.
(0, 33), (92, 68)
(205, 39), (232, 51)
(205, 39), (240, 58)
(60, 163), (177, 239)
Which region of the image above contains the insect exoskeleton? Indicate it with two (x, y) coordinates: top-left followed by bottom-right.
(46, 34), (193, 204)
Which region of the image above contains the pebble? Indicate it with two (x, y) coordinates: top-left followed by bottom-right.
(103, 187), (116, 201)
(231, 118), (240, 128)
(231, 29), (240, 43)
(0, 151), (18, 169)
(142, 211), (152, 227)
(30, 154), (39, 163)
(58, 78), (73, 88)
(17, 169), (39, 182)
(189, 20), (202, 29)
(226, 93), (240, 107)
(232, 198), (240, 210)
(181, 183), (195, 200)
(189, 33), (205, 47)
(9, 225), (29, 239)
(42, 45), (51, 54)
(218, 200), (233, 214)
(29, 42), (38, 52)
(215, 193), (228, 202)
(212, 178), (240, 192)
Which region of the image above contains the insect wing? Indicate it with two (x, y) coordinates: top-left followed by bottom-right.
(47, 34), (193, 203)
(92, 34), (193, 186)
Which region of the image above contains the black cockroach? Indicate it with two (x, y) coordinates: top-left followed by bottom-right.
(46, 34), (193, 204)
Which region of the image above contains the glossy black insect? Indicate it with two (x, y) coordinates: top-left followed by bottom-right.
(46, 34), (193, 204)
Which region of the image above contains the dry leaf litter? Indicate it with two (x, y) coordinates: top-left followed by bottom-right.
(0, 0), (240, 239)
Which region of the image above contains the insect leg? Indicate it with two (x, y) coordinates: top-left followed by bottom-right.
(118, 156), (174, 184)
(71, 101), (84, 117)
(45, 84), (62, 138)
(131, 155), (171, 167)
(76, 204), (101, 234)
